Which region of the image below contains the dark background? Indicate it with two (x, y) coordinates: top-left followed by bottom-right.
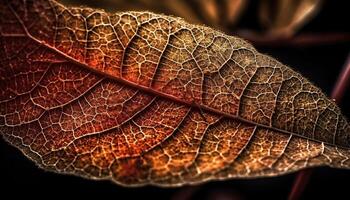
(1, 1), (349, 199)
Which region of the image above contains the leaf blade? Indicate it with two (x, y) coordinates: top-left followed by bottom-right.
(0, 0), (349, 187)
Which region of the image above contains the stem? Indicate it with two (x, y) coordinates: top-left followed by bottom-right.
(288, 169), (313, 200)
(332, 54), (350, 103)
(236, 31), (350, 47)
(288, 53), (350, 200)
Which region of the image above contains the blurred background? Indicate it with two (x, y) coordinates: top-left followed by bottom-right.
(1, 0), (349, 199)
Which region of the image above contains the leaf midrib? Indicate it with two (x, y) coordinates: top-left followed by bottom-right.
(8, 2), (332, 148)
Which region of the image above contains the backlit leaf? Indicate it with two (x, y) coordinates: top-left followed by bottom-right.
(0, 0), (349, 187)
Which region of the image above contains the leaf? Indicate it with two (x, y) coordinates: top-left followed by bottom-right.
(0, 0), (349, 187)
(61, 0), (203, 24)
(61, 0), (247, 35)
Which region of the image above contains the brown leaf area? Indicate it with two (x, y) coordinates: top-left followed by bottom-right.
(0, 0), (349, 187)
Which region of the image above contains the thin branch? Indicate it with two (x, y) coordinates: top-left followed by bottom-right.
(288, 52), (350, 200)
(288, 169), (313, 200)
(236, 31), (350, 47)
(332, 54), (350, 103)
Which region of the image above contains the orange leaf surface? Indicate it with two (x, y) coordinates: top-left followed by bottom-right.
(0, 0), (349, 186)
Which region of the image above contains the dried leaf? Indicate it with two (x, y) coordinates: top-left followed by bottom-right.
(61, 0), (247, 35)
(61, 0), (202, 24)
(259, 0), (323, 37)
(0, 0), (349, 187)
